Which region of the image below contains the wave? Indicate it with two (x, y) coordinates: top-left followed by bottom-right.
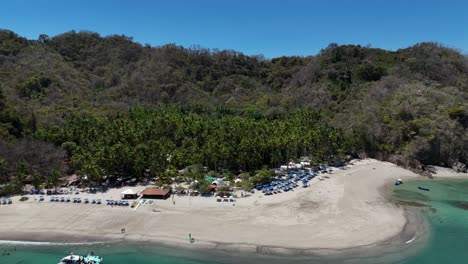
(405, 235), (416, 244)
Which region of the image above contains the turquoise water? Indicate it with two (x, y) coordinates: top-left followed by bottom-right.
(0, 243), (215, 264)
(1, 179), (467, 264)
(394, 179), (468, 264)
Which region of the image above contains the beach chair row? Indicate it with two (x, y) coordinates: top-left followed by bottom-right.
(42, 196), (101, 204)
(216, 197), (236, 202)
(106, 200), (130, 206)
(1, 198), (12, 205)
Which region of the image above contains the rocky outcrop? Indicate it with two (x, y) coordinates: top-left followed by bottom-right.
(452, 161), (467, 173)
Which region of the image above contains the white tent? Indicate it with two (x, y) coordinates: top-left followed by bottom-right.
(189, 180), (199, 186)
(121, 189), (137, 199)
(212, 179), (230, 187)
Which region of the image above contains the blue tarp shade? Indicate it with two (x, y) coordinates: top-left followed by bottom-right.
(205, 176), (217, 183)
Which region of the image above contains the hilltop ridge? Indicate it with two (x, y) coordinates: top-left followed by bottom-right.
(0, 29), (466, 187)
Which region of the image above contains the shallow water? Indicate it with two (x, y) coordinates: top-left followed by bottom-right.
(394, 179), (468, 264)
(1, 179), (467, 264)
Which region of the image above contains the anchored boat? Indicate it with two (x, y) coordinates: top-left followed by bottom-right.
(58, 253), (103, 264)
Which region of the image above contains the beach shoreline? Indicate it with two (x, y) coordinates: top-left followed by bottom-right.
(0, 159), (442, 257)
(0, 206), (429, 260)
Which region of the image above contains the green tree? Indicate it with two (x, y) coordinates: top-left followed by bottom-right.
(252, 168), (274, 185)
(0, 158), (8, 181)
(38, 34), (50, 43)
(46, 169), (62, 189)
(13, 160), (30, 191)
(31, 171), (42, 190)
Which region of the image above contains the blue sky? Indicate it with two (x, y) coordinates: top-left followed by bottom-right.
(2, 0), (467, 57)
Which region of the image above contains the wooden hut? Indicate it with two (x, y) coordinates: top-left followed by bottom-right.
(141, 188), (171, 199)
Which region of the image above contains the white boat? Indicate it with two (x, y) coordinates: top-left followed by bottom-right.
(58, 253), (103, 264)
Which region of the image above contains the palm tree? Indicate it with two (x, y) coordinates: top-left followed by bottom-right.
(0, 158), (8, 181)
(46, 169), (61, 189)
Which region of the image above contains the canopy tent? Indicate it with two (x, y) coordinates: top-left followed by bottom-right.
(205, 176), (217, 183)
(120, 189), (138, 199)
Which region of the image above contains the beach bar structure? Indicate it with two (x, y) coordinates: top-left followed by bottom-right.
(141, 188), (171, 199)
(121, 189), (138, 199)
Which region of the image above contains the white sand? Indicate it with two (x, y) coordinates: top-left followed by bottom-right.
(430, 166), (468, 178)
(0, 159), (423, 253)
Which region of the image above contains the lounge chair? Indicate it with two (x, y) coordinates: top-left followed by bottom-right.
(60, 197), (65, 202)
(84, 198), (89, 203)
(96, 199), (101, 204)
(66, 197), (71, 202)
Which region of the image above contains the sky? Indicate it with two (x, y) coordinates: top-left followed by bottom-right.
(2, 0), (467, 58)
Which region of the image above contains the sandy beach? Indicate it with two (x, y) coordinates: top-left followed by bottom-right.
(0, 159), (442, 255)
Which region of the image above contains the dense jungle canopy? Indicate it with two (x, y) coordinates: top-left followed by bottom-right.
(0, 29), (467, 190)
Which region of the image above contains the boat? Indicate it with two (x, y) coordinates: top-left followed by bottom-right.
(58, 253), (103, 264)
(418, 186), (430, 191)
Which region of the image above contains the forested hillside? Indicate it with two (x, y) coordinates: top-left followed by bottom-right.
(0, 29), (467, 190)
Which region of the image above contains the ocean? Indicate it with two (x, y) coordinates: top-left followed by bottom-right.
(1, 179), (467, 264)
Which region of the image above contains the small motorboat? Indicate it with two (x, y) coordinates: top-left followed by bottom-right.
(418, 186), (430, 191)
